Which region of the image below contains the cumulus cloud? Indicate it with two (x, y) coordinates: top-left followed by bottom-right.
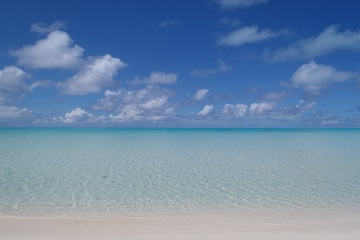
(93, 86), (175, 123)
(0, 66), (48, 102)
(197, 105), (214, 117)
(265, 25), (360, 62)
(141, 96), (168, 110)
(58, 54), (126, 95)
(30, 21), (66, 34)
(130, 71), (177, 85)
(194, 89), (209, 101)
(0, 66), (28, 95)
(109, 105), (143, 122)
(218, 26), (283, 46)
(217, 0), (268, 9)
(221, 103), (247, 118)
(249, 101), (275, 116)
(0, 106), (33, 122)
(56, 104), (172, 124)
(93, 89), (125, 112)
(93, 86), (172, 112)
(191, 59), (231, 77)
(290, 60), (356, 95)
(163, 107), (175, 116)
(11, 30), (84, 69)
(55, 108), (95, 124)
(158, 20), (181, 28)
(109, 105), (175, 123)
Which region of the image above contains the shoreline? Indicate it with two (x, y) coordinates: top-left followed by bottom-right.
(1, 214), (359, 240)
(1, 210), (360, 240)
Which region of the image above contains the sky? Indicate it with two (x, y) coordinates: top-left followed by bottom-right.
(1, 0), (360, 127)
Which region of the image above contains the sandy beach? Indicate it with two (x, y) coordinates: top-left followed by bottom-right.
(1, 213), (360, 240)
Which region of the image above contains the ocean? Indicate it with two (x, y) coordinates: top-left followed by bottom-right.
(1, 128), (360, 223)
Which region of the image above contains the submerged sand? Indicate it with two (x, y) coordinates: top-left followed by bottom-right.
(1, 213), (359, 240)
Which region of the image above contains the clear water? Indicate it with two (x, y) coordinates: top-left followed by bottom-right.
(1, 128), (360, 221)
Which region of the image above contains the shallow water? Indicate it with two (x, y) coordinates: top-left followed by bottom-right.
(1, 128), (360, 222)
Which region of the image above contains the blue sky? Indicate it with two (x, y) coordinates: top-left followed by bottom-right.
(1, 0), (360, 127)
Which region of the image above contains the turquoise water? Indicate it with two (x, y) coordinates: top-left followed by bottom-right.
(1, 128), (360, 220)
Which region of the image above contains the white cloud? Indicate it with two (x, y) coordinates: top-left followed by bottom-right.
(108, 105), (175, 124)
(262, 91), (287, 101)
(305, 112), (341, 125)
(93, 86), (175, 123)
(0, 66), (48, 102)
(249, 101), (275, 116)
(93, 89), (124, 112)
(266, 25), (360, 62)
(141, 96), (168, 110)
(197, 105), (214, 116)
(301, 100), (317, 111)
(290, 60), (355, 95)
(11, 30), (84, 69)
(158, 20), (181, 28)
(194, 89), (209, 101)
(93, 86), (172, 112)
(56, 108), (95, 124)
(191, 59), (231, 77)
(0, 106), (32, 120)
(320, 114), (340, 125)
(0, 66), (28, 95)
(30, 21), (66, 34)
(217, 0), (268, 9)
(163, 107), (175, 116)
(344, 115), (360, 126)
(130, 71), (177, 85)
(221, 103), (247, 118)
(109, 105), (143, 122)
(58, 54), (126, 95)
(274, 100), (316, 120)
(55, 104), (172, 124)
(54, 104), (174, 124)
(218, 26), (282, 46)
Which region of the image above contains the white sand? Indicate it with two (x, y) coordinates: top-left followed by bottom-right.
(1, 213), (359, 240)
